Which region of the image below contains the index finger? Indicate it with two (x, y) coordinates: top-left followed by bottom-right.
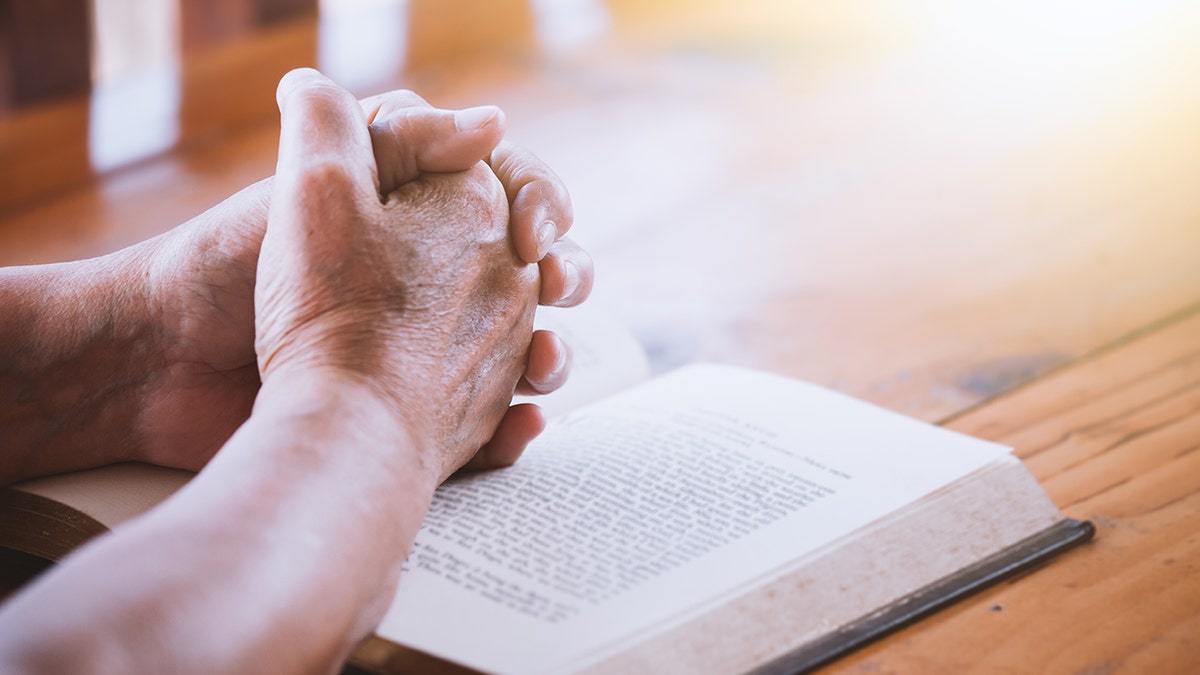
(487, 141), (575, 264)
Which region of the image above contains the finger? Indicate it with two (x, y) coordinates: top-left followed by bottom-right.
(274, 68), (377, 204)
(537, 237), (594, 307)
(370, 105), (506, 195)
(515, 330), (571, 396)
(458, 404), (545, 473)
(487, 141), (574, 263)
(359, 89), (431, 123)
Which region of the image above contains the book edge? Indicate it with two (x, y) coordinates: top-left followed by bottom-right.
(0, 489), (109, 561)
(747, 518), (1097, 675)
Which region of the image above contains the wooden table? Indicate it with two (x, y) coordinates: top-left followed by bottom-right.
(2, 0), (1198, 671)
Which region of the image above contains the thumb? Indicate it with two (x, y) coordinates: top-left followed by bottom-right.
(274, 68), (378, 202)
(370, 105), (506, 195)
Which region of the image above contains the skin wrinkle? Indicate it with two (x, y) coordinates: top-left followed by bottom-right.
(372, 117), (420, 192)
(254, 158), (530, 470)
(136, 359), (257, 464)
(0, 253), (163, 481)
(0, 74), (594, 671)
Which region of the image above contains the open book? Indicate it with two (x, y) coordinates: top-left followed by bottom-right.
(0, 308), (1091, 674)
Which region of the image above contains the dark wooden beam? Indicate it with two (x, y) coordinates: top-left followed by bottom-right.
(0, 0), (92, 108)
(181, 0), (317, 53)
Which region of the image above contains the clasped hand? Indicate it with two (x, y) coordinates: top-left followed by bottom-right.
(0, 68), (594, 673)
(140, 69), (593, 478)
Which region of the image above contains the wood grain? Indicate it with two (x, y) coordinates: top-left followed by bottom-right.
(3, 0), (1198, 420)
(826, 306), (1200, 673)
(0, 0), (1198, 671)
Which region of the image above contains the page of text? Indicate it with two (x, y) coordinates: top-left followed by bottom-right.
(377, 364), (1008, 674)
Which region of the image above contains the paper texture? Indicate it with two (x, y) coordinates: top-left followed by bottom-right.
(377, 364), (1011, 674)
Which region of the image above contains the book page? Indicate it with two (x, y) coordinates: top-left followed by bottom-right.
(376, 364), (1010, 674)
(586, 457), (1063, 674)
(12, 462), (192, 528)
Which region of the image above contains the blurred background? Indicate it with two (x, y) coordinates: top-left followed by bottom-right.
(1, 0), (1199, 421)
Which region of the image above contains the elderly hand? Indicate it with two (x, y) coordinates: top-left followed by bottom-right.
(135, 80), (592, 473)
(0, 70), (592, 484)
(0, 70), (581, 672)
(256, 69), (545, 478)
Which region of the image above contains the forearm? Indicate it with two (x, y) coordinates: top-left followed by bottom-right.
(0, 245), (164, 484)
(0, 181), (271, 481)
(0, 372), (435, 674)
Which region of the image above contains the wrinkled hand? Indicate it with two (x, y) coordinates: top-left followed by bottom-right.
(361, 89), (593, 305)
(139, 79), (592, 472)
(258, 70), (539, 479)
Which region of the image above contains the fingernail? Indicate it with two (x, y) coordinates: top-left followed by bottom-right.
(549, 337), (570, 380)
(536, 220), (557, 259)
(560, 259), (580, 303)
(454, 105), (500, 132)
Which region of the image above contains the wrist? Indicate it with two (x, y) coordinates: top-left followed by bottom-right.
(132, 180), (272, 470)
(0, 247), (165, 481)
(60, 245), (167, 465)
(252, 368), (442, 495)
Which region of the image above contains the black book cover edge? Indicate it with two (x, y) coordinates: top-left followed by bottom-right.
(750, 518), (1096, 675)
(0, 492), (1096, 675)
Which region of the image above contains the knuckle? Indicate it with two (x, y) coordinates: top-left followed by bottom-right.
(505, 153), (573, 224)
(290, 160), (361, 201)
(533, 178), (573, 221)
(396, 164), (507, 231)
(496, 145), (538, 185)
(461, 163), (508, 213)
(287, 81), (355, 118)
(380, 108), (418, 133)
(379, 107), (446, 143)
(367, 89), (432, 121)
(392, 89), (430, 107)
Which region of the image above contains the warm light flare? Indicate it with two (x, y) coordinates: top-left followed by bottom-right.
(88, 0), (181, 171)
